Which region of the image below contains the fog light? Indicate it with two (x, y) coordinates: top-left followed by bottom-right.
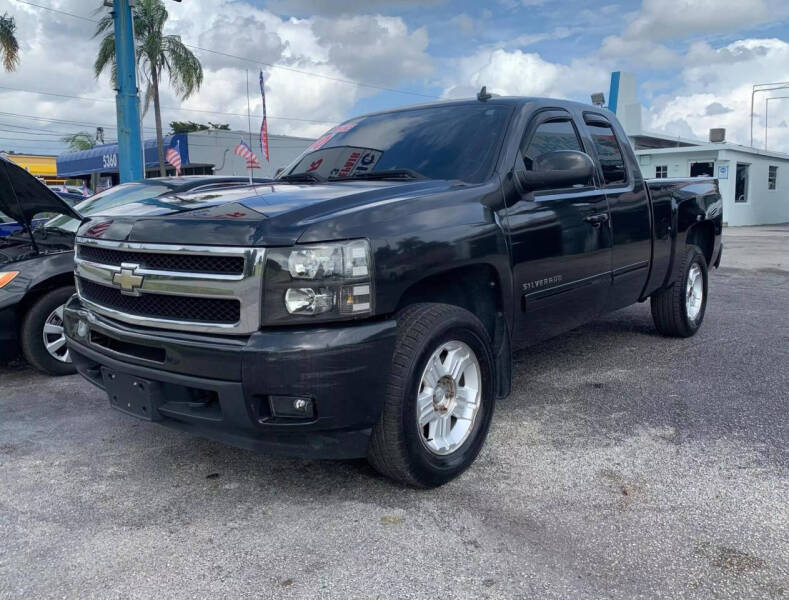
(270, 395), (315, 419)
(76, 319), (89, 338)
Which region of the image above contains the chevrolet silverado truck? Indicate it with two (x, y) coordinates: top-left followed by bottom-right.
(62, 97), (722, 487)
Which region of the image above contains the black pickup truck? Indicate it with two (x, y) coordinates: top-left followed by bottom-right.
(62, 97), (722, 487)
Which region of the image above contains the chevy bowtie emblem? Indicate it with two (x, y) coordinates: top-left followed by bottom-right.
(113, 264), (144, 295)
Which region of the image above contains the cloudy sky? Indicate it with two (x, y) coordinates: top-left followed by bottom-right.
(1, 0), (789, 155)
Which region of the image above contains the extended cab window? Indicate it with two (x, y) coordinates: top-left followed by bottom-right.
(522, 119), (583, 170)
(587, 123), (627, 185)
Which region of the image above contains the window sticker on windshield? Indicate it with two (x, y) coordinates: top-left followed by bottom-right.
(309, 133), (335, 151)
(329, 121), (358, 134)
(307, 121), (359, 152)
(334, 149), (382, 178)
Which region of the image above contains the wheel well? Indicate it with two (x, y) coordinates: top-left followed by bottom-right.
(686, 221), (715, 266)
(395, 264), (502, 340)
(22, 274), (75, 312)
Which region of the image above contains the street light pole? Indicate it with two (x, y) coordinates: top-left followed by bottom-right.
(749, 81), (789, 147)
(764, 96), (789, 151)
(112, 0), (144, 182)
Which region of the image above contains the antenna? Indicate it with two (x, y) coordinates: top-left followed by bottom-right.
(477, 86), (493, 102)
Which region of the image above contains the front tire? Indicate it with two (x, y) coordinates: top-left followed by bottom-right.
(650, 245), (708, 338)
(20, 286), (76, 376)
(367, 303), (496, 488)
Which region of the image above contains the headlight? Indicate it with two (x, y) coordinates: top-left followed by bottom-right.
(262, 240), (373, 324)
(0, 271), (20, 289)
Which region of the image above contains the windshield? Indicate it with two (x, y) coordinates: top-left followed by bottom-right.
(44, 182), (173, 233)
(280, 103), (513, 184)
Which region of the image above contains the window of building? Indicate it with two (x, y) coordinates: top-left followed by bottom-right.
(768, 165), (778, 191)
(735, 163), (749, 203)
(690, 161), (715, 177)
(587, 123), (627, 185)
(655, 165), (668, 178)
(522, 119), (584, 171)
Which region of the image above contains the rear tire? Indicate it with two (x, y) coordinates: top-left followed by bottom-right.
(650, 245), (708, 338)
(20, 286), (76, 376)
(367, 303), (496, 488)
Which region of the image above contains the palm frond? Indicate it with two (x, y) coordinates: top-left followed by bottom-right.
(61, 131), (96, 151)
(94, 33), (117, 85)
(162, 35), (203, 99)
(0, 13), (20, 72)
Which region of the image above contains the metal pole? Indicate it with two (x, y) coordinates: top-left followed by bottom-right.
(750, 86), (755, 148)
(763, 96), (789, 152)
(112, 0), (144, 182)
(246, 69), (252, 184)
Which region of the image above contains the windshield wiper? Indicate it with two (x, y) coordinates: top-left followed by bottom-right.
(328, 169), (426, 181)
(276, 172), (327, 183)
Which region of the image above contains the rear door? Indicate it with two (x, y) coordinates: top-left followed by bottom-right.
(502, 109), (612, 347)
(582, 113), (651, 310)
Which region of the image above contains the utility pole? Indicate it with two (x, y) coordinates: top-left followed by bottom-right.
(111, 0), (144, 182)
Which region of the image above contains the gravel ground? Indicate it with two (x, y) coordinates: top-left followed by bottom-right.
(1, 226), (787, 599)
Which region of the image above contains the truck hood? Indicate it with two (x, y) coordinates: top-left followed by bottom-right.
(77, 179), (455, 246)
(0, 156), (82, 228)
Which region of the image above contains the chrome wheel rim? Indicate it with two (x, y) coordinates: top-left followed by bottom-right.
(42, 304), (71, 363)
(416, 340), (482, 456)
(686, 263), (703, 322)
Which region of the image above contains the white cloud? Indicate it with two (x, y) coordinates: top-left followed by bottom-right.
(441, 48), (608, 100)
(646, 38), (789, 150)
(0, 0), (434, 154)
(265, 0), (446, 16)
(624, 0), (775, 41)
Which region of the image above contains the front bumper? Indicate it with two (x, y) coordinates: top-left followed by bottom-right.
(63, 295), (397, 459)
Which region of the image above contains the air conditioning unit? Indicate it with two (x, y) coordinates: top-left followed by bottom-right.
(709, 128), (726, 143)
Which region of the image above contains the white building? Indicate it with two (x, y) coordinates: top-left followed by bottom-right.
(187, 129), (314, 179)
(635, 145), (789, 227)
(607, 71), (789, 226)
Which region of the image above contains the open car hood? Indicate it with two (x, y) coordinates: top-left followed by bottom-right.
(0, 155), (82, 228)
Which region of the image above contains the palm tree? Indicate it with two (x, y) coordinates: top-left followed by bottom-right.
(94, 0), (203, 176)
(61, 131), (97, 151)
(0, 13), (20, 71)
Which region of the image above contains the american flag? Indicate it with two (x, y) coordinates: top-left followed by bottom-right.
(165, 141), (182, 176)
(234, 139), (260, 169)
(59, 183), (68, 193)
(81, 182), (91, 197)
(259, 70), (269, 162)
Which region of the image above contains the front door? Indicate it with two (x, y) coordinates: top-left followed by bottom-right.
(502, 109), (612, 347)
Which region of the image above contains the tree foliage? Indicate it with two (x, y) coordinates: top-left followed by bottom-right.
(94, 0), (203, 176)
(61, 131), (97, 151)
(169, 121), (230, 134)
(0, 13), (20, 72)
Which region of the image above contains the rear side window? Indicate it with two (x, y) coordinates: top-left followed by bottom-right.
(588, 123), (627, 185)
(522, 120), (583, 170)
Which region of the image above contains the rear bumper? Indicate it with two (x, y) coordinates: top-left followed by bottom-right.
(63, 296), (398, 459)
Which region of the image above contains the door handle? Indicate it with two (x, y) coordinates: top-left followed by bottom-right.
(584, 213), (609, 227)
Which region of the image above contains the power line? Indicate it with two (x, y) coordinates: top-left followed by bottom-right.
(0, 84), (336, 123)
(13, 0), (98, 22)
(11, 0), (438, 100)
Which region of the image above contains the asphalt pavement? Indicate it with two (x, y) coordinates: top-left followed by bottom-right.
(1, 226), (787, 599)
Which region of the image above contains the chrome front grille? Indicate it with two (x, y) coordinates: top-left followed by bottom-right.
(77, 245), (245, 275)
(74, 237), (265, 334)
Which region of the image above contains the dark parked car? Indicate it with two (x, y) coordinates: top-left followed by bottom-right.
(0, 159), (269, 375)
(62, 97), (722, 486)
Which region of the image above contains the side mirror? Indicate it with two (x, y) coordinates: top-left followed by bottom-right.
(275, 167), (284, 177)
(517, 150), (595, 192)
